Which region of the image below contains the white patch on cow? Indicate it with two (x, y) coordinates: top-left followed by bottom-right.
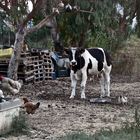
(81, 49), (99, 74)
(80, 69), (87, 99)
(70, 71), (77, 98)
(104, 65), (112, 97)
(71, 48), (77, 65)
(74, 70), (82, 80)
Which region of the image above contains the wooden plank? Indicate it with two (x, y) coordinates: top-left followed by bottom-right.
(17, 70), (34, 75)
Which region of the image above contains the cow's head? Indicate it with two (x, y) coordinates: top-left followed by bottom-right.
(65, 47), (85, 67)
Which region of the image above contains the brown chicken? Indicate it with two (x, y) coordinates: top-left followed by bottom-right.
(22, 97), (40, 114)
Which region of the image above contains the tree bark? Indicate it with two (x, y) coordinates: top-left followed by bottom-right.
(50, 18), (59, 43)
(119, 15), (127, 33)
(7, 28), (25, 80)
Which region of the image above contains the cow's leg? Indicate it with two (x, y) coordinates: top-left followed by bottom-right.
(104, 72), (111, 97)
(70, 74), (77, 99)
(80, 72), (87, 99)
(100, 73), (105, 98)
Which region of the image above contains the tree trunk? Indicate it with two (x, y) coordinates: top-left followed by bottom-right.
(7, 28), (25, 80)
(78, 32), (85, 47)
(119, 15), (127, 33)
(50, 18), (59, 43)
(48, 18), (63, 53)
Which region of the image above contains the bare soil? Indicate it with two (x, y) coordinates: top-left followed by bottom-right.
(1, 76), (140, 140)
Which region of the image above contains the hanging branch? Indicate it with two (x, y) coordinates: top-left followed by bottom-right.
(26, 11), (59, 35)
(78, 9), (94, 14)
(25, 1), (64, 34)
(22, 0), (43, 27)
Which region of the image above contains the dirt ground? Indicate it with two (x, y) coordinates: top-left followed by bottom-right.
(1, 75), (140, 140)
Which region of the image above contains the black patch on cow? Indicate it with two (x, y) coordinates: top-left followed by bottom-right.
(104, 50), (112, 66)
(98, 62), (103, 71)
(88, 48), (104, 71)
(71, 56), (85, 73)
(87, 59), (92, 74)
(68, 48), (85, 62)
(88, 59), (92, 69)
(88, 48), (104, 63)
(79, 48), (85, 54)
(67, 50), (73, 62)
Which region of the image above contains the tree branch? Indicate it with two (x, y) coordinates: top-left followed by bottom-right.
(10, 0), (18, 7)
(3, 20), (15, 31)
(22, 0), (43, 27)
(26, 12), (58, 35)
(5, 0), (8, 8)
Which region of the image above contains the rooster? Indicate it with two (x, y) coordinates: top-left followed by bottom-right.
(21, 97), (40, 114)
(0, 74), (22, 95)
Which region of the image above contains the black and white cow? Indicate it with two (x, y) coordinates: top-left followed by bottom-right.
(66, 47), (112, 99)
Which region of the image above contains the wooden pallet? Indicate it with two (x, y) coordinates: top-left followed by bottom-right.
(18, 70), (34, 76)
(19, 75), (34, 83)
(18, 65), (34, 72)
(20, 52), (30, 57)
(0, 58), (10, 64)
(0, 49), (55, 83)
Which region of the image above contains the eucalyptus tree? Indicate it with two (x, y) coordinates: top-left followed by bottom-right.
(57, 0), (136, 50)
(0, 0), (63, 80)
(57, 0), (117, 49)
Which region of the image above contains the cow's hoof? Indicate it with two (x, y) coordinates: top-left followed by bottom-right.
(104, 95), (110, 98)
(100, 95), (106, 98)
(70, 96), (74, 99)
(81, 96), (86, 99)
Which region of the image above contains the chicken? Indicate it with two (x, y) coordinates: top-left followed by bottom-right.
(118, 95), (128, 105)
(0, 75), (22, 95)
(58, 1), (64, 8)
(22, 97), (40, 114)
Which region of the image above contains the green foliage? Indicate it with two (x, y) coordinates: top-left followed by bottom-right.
(0, 0), (136, 51)
(0, 12), (15, 45)
(9, 1), (28, 25)
(26, 26), (53, 49)
(57, 0), (120, 49)
(27, 38), (53, 50)
(58, 0), (94, 47)
(0, 12), (10, 33)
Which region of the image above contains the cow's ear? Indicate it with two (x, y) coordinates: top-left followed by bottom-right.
(79, 48), (85, 54)
(63, 48), (69, 55)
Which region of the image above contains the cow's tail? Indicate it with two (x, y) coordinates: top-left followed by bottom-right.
(104, 50), (112, 67)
